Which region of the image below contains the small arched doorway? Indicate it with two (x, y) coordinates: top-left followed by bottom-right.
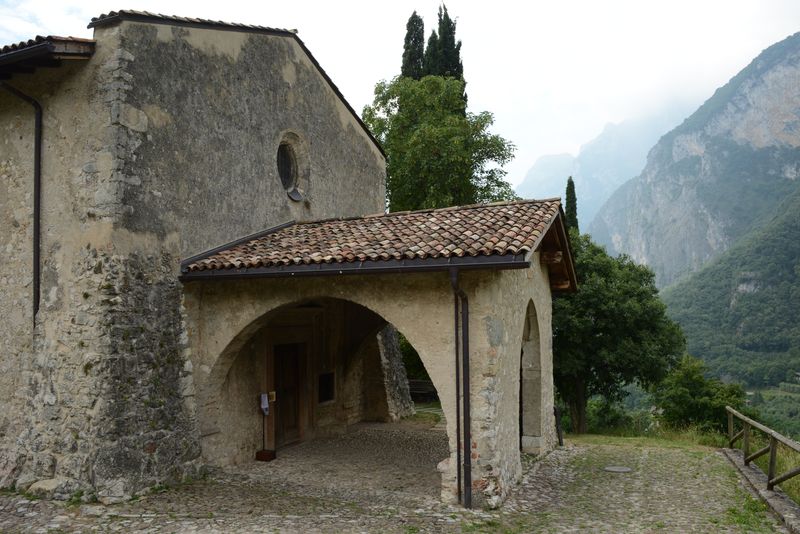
(520, 300), (543, 453)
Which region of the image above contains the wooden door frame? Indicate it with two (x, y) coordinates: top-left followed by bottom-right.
(263, 321), (318, 451)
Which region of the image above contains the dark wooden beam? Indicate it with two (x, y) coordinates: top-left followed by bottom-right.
(540, 251), (563, 264)
(550, 278), (572, 290)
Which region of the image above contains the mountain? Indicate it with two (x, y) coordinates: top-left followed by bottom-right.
(661, 187), (800, 387)
(516, 107), (690, 224)
(590, 31), (800, 287)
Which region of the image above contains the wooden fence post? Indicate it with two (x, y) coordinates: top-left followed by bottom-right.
(728, 411), (733, 444)
(743, 422), (751, 465)
(768, 436), (778, 491)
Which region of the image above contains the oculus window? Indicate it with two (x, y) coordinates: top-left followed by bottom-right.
(277, 143), (303, 201)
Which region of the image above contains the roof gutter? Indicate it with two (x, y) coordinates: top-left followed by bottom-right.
(179, 254), (530, 282)
(2, 82), (42, 328)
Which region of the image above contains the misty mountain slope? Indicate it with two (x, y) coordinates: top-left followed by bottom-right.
(516, 109), (689, 224)
(589, 31), (800, 287)
(661, 187), (800, 386)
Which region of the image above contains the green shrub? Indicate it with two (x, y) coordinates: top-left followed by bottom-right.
(651, 355), (747, 431)
(398, 333), (430, 381)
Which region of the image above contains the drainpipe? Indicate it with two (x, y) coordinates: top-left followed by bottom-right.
(1, 82), (42, 329)
(450, 269), (472, 508)
(452, 270), (462, 504)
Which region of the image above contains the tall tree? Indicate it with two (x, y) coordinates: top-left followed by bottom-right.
(435, 5), (463, 79)
(401, 11), (425, 79)
(553, 231), (685, 433)
(362, 76), (516, 211)
(423, 30), (441, 78)
(565, 176), (579, 232)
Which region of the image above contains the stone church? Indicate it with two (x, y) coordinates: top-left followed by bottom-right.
(0, 11), (575, 508)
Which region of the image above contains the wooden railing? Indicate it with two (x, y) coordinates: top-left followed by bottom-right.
(726, 406), (800, 491)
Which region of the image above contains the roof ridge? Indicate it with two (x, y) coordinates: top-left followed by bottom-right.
(88, 10), (297, 34)
(291, 198), (562, 227)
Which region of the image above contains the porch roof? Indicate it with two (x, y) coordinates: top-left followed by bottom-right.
(180, 199), (577, 291)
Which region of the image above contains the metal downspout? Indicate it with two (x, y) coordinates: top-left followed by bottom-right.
(450, 269), (472, 508)
(1, 82), (42, 328)
(451, 270), (462, 504)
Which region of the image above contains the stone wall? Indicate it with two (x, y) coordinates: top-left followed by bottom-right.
(464, 255), (557, 508)
(182, 258), (557, 509)
(0, 26), (135, 498)
(1, 18), (386, 502)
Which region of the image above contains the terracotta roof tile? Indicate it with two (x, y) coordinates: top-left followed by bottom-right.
(0, 35), (95, 54)
(183, 199), (561, 274)
(87, 10), (295, 35)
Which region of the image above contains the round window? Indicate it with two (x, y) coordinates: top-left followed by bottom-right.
(277, 143), (303, 201)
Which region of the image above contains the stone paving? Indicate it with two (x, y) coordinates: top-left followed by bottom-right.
(0, 427), (787, 533)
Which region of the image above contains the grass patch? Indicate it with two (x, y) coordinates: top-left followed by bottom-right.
(405, 411), (440, 424)
(725, 487), (777, 533)
(566, 427), (726, 450)
(66, 490), (84, 507)
(404, 401), (442, 425)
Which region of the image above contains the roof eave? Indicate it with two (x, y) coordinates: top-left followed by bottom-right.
(179, 254), (531, 283)
(0, 38), (95, 79)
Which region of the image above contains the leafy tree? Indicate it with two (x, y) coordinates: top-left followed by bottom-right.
(553, 231), (685, 433)
(362, 76), (516, 211)
(401, 11), (425, 79)
(565, 177), (579, 232)
(651, 355), (746, 431)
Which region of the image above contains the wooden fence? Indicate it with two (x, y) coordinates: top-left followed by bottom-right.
(726, 406), (800, 491)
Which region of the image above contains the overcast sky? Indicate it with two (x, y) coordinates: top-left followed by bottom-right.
(2, 1), (800, 186)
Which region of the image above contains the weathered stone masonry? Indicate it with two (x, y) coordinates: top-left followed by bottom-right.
(1, 15), (386, 502)
(1, 11), (571, 509)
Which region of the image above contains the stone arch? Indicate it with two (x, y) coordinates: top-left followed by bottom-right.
(519, 299), (544, 453)
(185, 277), (460, 501)
(201, 295), (450, 420)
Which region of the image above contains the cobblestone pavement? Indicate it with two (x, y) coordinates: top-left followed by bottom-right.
(0, 429), (786, 533)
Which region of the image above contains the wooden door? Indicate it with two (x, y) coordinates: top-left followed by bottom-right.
(274, 342), (304, 448)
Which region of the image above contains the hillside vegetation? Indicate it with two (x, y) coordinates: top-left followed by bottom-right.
(590, 31), (800, 287)
(661, 188), (800, 387)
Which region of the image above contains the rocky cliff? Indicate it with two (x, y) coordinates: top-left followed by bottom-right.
(516, 107), (690, 224)
(590, 32), (800, 287)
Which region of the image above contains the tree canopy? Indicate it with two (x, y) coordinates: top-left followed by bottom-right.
(651, 355), (746, 431)
(363, 75), (515, 211)
(553, 230), (685, 432)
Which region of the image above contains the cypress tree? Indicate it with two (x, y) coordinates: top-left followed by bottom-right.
(423, 29), (440, 77)
(565, 176), (579, 232)
(401, 11), (425, 79)
(436, 5), (463, 79)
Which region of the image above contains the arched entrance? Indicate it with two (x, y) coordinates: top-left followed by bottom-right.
(198, 296), (450, 498)
(520, 300), (544, 453)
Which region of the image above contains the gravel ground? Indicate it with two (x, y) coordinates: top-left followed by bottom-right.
(0, 427), (787, 533)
